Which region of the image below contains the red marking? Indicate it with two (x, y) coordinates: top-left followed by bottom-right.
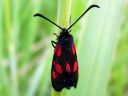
(52, 71), (57, 79)
(72, 44), (76, 55)
(66, 63), (71, 72)
(73, 61), (78, 72)
(55, 45), (61, 57)
(55, 63), (62, 74)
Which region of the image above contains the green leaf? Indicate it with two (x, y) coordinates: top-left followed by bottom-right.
(69, 0), (124, 96)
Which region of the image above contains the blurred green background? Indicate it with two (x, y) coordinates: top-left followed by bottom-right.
(0, 0), (128, 96)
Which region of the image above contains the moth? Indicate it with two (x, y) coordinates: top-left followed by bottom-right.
(34, 4), (99, 92)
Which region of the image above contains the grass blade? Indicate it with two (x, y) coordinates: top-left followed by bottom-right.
(68, 0), (124, 96)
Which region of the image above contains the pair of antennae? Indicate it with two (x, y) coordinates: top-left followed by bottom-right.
(34, 4), (100, 31)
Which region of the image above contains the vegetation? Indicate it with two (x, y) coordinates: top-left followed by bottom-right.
(0, 0), (127, 96)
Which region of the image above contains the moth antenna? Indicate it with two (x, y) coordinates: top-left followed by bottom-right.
(34, 13), (63, 30)
(67, 4), (100, 31)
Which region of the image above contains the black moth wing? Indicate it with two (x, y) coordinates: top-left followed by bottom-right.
(51, 34), (78, 92)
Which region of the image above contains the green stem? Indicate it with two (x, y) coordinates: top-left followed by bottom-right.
(3, 0), (18, 96)
(57, 0), (72, 28)
(51, 0), (72, 96)
(0, 0), (2, 60)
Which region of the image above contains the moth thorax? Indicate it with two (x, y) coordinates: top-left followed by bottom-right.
(60, 36), (73, 47)
(63, 38), (70, 46)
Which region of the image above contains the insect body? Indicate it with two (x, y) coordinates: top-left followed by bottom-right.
(34, 4), (99, 92)
(51, 29), (78, 91)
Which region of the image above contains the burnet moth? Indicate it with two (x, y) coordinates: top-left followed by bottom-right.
(34, 4), (100, 92)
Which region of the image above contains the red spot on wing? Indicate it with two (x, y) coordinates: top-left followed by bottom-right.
(52, 71), (57, 79)
(73, 61), (78, 72)
(54, 45), (61, 57)
(72, 43), (76, 55)
(55, 63), (62, 74)
(66, 63), (71, 72)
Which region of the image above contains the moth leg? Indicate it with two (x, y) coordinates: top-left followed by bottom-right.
(53, 33), (59, 37)
(51, 41), (57, 48)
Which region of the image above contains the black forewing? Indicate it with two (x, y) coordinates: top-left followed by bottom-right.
(51, 35), (78, 91)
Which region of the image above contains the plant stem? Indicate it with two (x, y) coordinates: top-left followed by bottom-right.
(51, 0), (72, 96)
(57, 0), (72, 29)
(3, 0), (18, 96)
